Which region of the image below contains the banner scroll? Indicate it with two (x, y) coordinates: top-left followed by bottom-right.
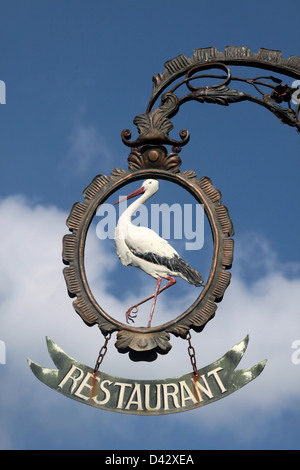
(28, 335), (266, 415)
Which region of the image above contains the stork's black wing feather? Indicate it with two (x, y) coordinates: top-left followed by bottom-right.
(131, 249), (203, 286)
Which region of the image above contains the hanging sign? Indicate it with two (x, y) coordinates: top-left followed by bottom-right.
(28, 336), (265, 415)
(30, 46), (299, 414)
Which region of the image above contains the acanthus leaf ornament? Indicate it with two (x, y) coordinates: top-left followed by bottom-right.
(122, 92), (190, 148)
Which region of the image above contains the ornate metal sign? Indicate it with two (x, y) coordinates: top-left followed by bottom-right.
(63, 166), (234, 358)
(29, 336), (266, 415)
(28, 46), (300, 414)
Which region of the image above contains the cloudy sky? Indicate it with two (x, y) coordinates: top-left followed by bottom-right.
(0, 0), (299, 451)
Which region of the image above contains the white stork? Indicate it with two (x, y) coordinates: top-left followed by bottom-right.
(114, 179), (204, 327)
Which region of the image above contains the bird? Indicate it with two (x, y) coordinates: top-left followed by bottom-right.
(114, 179), (204, 327)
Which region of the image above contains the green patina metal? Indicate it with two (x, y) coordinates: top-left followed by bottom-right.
(28, 336), (266, 415)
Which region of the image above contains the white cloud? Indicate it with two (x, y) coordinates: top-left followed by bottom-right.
(0, 195), (299, 449)
(61, 123), (112, 174)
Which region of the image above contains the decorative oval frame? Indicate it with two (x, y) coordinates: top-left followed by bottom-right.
(63, 159), (234, 359)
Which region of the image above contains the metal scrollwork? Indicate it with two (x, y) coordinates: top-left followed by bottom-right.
(122, 46), (300, 150)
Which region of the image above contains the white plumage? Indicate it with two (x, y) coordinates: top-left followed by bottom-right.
(114, 179), (203, 326)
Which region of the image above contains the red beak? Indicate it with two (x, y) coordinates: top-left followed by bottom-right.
(114, 185), (145, 205)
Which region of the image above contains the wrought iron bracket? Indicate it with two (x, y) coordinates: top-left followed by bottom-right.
(122, 46), (300, 149)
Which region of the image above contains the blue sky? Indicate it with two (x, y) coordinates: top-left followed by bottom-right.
(0, 0), (299, 450)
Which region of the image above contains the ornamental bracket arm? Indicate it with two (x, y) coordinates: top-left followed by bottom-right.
(121, 46), (300, 149)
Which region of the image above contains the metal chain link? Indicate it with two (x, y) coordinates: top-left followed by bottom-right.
(93, 333), (111, 375)
(186, 332), (199, 377)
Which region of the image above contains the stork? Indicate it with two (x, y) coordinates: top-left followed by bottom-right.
(114, 179), (204, 327)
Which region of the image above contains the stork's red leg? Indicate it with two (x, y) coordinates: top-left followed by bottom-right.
(147, 278), (162, 328)
(157, 275), (176, 295)
(125, 276), (176, 325)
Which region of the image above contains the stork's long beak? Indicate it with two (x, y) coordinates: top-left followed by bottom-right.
(114, 185), (145, 205)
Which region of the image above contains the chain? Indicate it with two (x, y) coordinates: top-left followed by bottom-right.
(186, 332), (199, 377)
(93, 333), (111, 375)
